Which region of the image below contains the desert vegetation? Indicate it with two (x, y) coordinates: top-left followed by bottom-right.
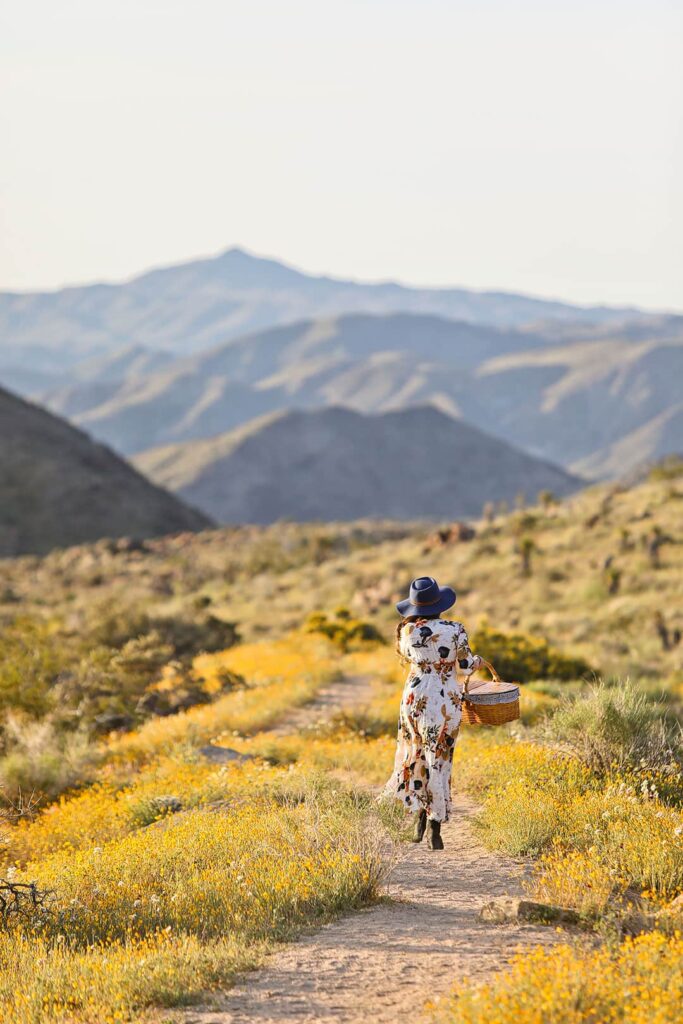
(0, 468), (681, 1021)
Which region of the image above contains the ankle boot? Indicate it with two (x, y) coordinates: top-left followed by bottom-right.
(412, 809), (427, 843)
(427, 819), (444, 850)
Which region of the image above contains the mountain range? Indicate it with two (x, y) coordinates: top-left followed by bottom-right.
(0, 247), (648, 376)
(0, 247), (681, 536)
(134, 406), (583, 524)
(36, 309), (683, 479)
(0, 387), (210, 556)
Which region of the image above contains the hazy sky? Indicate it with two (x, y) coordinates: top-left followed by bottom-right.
(1, 1), (681, 309)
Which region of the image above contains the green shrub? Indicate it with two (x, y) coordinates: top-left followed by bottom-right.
(86, 602), (240, 662)
(0, 618), (65, 717)
(649, 455), (683, 481)
(471, 622), (593, 682)
(304, 609), (384, 651)
(546, 680), (681, 772)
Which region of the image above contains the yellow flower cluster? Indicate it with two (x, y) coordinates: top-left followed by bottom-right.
(4, 757), (289, 865)
(0, 628), (404, 1022)
(0, 929), (264, 1024)
(428, 932), (683, 1024)
(108, 631), (339, 764)
(454, 732), (683, 912)
(20, 795), (384, 948)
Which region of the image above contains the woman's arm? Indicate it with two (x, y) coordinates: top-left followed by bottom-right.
(454, 624), (482, 676)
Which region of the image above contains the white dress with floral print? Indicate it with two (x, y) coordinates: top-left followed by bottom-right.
(383, 618), (480, 823)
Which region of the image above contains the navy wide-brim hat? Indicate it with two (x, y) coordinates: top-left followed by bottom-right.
(396, 576), (456, 618)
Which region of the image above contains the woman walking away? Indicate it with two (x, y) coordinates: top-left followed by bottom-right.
(384, 576), (481, 850)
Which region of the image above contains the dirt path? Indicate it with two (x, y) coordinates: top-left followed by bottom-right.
(183, 679), (559, 1024)
(270, 674), (371, 735)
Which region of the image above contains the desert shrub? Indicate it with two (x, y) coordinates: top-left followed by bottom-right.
(546, 680), (681, 772)
(0, 716), (99, 803)
(0, 618), (66, 718)
(148, 613), (240, 660)
(304, 609), (384, 651)
(428, 932), (683, 1024)
(471, 622), (593, 682)
(649, 454), (683, 481)
(86, 601), (240, 662)
(52, 633), (174, 733)
(127, 794), (184, 828)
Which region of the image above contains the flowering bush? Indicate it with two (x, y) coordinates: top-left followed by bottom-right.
(471, 622), (593, 682)
(428, 932), (683, 1024)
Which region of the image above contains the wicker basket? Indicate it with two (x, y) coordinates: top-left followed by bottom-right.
(461, 659), (520, 727)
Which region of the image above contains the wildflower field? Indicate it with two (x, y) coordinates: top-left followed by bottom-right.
(0, 470), (681, 1021)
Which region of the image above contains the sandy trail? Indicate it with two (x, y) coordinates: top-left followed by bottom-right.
(183, 677), (558, 1024)
(269, 674), (371, 735)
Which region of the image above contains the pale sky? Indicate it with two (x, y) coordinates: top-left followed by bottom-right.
(1, 0), (681, 309)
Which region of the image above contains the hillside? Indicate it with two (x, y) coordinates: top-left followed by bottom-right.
(59, 313), (546, 453)
(1, 464), (680, 693)
(0, 413), (680, 1022)
(0, 386), (211, 555)
(0, 248), (647, 376)
(133, 405), (583, 523)
(34, 310), (683, 477)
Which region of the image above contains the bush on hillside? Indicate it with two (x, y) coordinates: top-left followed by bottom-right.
(304, 608), (384, 651)
(0, 618), (66, 718)
(546, 680), (682, 773)
(471, 622), (593, 683)
(649, 455), (683, 481)
(0, 714), (100, 802)
(86, 602), (240, 662)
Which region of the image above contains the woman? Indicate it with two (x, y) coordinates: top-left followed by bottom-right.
(383, 576), (481, 850)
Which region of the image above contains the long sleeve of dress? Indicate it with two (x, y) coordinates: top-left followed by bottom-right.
(452, 624), (481, 676)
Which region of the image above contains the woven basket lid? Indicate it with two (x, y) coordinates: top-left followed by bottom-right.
(464, 679), (519, 705)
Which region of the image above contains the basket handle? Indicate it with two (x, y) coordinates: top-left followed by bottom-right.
(478, 658), (502, 685)
(463, 656), (501, 694)
(481, 659), (501, 684)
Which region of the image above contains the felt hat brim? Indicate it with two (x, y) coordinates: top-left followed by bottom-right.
(396, 586), (456, 618)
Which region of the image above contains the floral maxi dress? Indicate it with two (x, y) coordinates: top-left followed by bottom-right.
(383, 618), (480, 823)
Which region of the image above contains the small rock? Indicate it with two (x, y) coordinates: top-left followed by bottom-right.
(620, 910), (658, 936)
(479, 896), (580, 925)
(199, 745), (253, 764)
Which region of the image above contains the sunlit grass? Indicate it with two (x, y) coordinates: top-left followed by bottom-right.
(427, 932), (683, 1024)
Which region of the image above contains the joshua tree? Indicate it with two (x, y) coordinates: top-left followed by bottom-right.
(619, 527), (632, 552)
(538, 489), (556, 510)
(647, 526), (673, 568)
(482, 501), (495, 525)
(605, 566), (622, 595)
(518, 535), (536, 577)
(654, 611), (682, 651)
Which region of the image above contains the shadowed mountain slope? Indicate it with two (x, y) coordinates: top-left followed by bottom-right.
(0, 387), (211, 556)
(134, 405), (583, 524)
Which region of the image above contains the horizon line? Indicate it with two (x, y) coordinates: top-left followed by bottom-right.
(1, 244), (680, 317)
